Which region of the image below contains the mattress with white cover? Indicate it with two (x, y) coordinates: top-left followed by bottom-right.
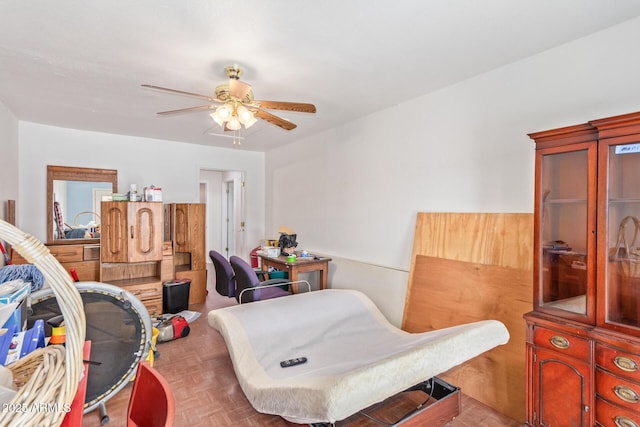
(207, 289), (509, 424)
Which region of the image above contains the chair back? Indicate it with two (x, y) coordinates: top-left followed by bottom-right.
(209, 250), (236, 297)
(127, 361), (175, 427)
(229, 255), (262, 303)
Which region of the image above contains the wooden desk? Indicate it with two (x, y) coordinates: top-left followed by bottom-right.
(259, 254), (331, 293)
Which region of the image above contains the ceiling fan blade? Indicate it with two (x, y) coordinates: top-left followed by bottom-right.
(255, 100), (316, 113)
(156, 105), (215, 115)
(142, 84), (217, 102)
(229, 79), (252, 100)
(255, 109), (297, 131)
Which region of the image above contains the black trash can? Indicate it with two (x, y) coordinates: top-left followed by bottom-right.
(163, 279), (191, 314)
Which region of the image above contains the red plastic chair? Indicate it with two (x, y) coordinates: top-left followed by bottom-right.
(250, 246), (261, 268)
(127, 361), (175, 427)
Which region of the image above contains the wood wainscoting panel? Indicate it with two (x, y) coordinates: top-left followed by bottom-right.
(402, 212), (533, 422)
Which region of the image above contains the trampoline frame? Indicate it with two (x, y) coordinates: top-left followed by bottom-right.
(30, 281), (153, 424)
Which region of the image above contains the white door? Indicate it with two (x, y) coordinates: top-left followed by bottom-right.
(225, 180), (234, 258)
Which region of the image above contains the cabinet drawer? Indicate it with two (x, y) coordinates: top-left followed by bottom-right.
(83, 244), (100, 261)
(121, 281), (162, 302)
(13, 245), (84, 263)
(534, 325), (591, 361)
(142, 298), (163, 318)
(596, 397), (640, 427)
(596, 369), (640, 413)
(48, 245), (84, 262)
(598, 344), (640, 383)
(60, 261), (99, 282)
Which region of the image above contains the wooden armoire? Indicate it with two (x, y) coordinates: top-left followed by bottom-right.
(525, 112), (640, 426)
(165, 203), (206, 304)
(100, 201), (166, 316)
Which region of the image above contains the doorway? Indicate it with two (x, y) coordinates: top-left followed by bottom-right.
(199, 169), (245, 261)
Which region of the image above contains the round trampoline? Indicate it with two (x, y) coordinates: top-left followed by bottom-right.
(28, 281), (152, 424)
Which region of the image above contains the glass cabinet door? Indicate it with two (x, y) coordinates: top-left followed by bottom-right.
(536, 142), (596, 321)
(602, 141), (640, 331)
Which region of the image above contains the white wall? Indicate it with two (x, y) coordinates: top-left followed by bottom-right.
(0, 102), (19, 268)
(266, 16), (640, 325)
(199, 170), (223, 256)
(18, 123), (265, 260)
(0, 101), (19, 222)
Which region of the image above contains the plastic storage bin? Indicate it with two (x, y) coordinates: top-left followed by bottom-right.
(267, 270), (289, 291)
(163, 280), (191, 314)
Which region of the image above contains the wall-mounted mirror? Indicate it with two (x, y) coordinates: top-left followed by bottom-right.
(47, 165), (118, 244)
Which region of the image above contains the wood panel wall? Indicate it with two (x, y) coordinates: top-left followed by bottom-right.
(402, 212), (533, 422)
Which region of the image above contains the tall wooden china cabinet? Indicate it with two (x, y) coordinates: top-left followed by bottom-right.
(525, 112), (640, 426)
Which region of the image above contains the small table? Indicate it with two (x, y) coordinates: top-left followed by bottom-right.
(259, 254), (332, 293)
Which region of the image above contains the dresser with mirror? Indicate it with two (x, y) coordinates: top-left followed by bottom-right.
(11, 165), (206, 314)
(12, 165), (118, 281)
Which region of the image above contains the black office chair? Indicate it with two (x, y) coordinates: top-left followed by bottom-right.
(229, 256), (292, 304)
(209, 250), (236, 298)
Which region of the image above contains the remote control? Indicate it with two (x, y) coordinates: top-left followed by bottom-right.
(280, 357), (308, 368)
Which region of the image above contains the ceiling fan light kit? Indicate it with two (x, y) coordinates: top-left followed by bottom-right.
(210, 102), (257, 130)
(142, 64), (316, 139)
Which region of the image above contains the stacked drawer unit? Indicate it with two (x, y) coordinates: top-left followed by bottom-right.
(118, 279), (163, 318)
(595, 342), (640, 426)
(12, 243), (100, 281)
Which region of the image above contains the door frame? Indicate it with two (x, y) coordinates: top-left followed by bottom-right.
(198, 169), (245, 261)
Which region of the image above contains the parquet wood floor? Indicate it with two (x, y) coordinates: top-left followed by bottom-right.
(81, 272), (523, 427)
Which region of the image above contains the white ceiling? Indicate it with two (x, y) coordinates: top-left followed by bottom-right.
(2, 1), (640, 152)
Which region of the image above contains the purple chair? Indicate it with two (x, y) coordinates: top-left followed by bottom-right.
(229, 256), (291, 304)
(209, 250), (236, 298)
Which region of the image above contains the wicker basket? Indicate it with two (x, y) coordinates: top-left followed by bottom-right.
(0, 220), (86, 427)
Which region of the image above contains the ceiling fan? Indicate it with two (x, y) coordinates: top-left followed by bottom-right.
(142, 65), (316, 131)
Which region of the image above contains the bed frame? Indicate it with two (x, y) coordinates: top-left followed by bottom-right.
(310, 377), (462, 427)
(208, 289), (509, 425)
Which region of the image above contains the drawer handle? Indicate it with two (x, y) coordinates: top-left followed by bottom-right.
(614, 385), (640, 404)
(550, 335), (570, 349)
(615, 415), (639, 427)
(615, 356), (639, 373)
